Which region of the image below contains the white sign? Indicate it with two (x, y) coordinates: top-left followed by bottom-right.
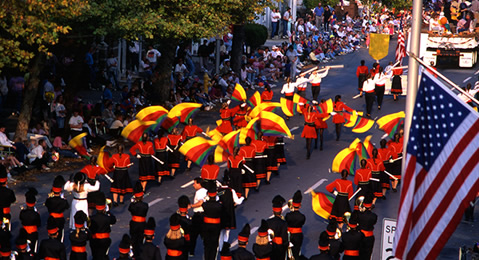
(381, 218), (397, 260)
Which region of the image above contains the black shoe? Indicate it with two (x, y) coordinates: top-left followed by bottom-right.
(392, 188), (397, 192)
(320, 145), (323, 151)
(113, 202), (119, 207)
(120, 201), (124, 205)
(265, 180), (271, 185)
(378, 106), (381, 110)
(314, 145), (318, 150)
(382, 196), (387, 200)
(186, 167), (191, 172)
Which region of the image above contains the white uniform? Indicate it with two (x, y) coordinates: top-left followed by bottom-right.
(64, 180), (100, 229)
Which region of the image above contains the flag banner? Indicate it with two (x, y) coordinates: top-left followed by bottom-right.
(395, 31), (406, 65)
(248, 102), (281, 118)
(344, 111), (358, 127)
(68, 133), (89, 158)
(377, 111), (405, 139)
(136, 106), (168, 123)
(97, 146), (113, 172)
(317, 98), (334, 114)
(394, 71), (479, 260)
(218, 130), (241, 155)
(160, 117), (180, 133)
(311, 191), (335, 220)
(247, 91), (262, 108)
(280, 97), (298, 117)
(232, 83), (247, 102)
(259, 111), (292, 138)
(369, 33), (390, 61)
(179, 137), (217, 166)
(332, 138), (361, 174)
(352, 116), (375, 133)
(122, 120), (156, 142)
(358, 135), (374, 160)
(168, 103), (202, 123)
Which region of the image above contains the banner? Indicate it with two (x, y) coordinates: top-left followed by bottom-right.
(369, 33), (390, 61)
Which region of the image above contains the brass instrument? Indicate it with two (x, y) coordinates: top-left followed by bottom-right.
(343, 212), (352, 231)
(334, 227), (342, 240)
(356, 196), (366, 212)
(287, 199), (294, 211)
(287, 231), (295, 260)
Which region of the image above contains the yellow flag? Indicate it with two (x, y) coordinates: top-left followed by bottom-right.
(369, 33), (390, 61)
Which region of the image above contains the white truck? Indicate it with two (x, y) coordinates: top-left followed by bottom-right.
(421, 32), (479, 68)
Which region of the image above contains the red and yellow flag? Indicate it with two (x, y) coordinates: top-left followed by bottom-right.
(311, 191), (335, 220)
(293, 93), (309, 105)
(280, 97), (298, 117)
(358, 135), (374, 160)
(179, 137), (217, 166)
(247, 91), (261, 108)
(218, 130), (241, 155)
(352, 117), (375, 133)
(317, 98), (333, 114)
(259, 111), (292, 138)
(68, 133), (89, 158)
(97, 146), (113, 172)
(376, 111), (405, 138)
(332, 138), (360, 174)
(121, 120), (156, 142)
(249, 102), (281, 118)
(168, 103), (202, 123)
(160, 117), (180, 133)
(232, 83), (247, 102)
(136, 106), (168, 123)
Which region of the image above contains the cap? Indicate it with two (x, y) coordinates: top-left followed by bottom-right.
(144, 217), (156, 236)
(318, 231), (330, 251)
(0, 240), (11, 257)
(15, 234), (28, 251)
(326, 219), (337, 236)
(47, 217), (59, 235)
(257, 219), (269, 237)
(74, 210), (87, 229)
(363, 194), (373, 208)
(169, 213), (181, 231)
(178, 195), (190, 213)
(207, 185), (217, 197)
(237, 223), (250, 243)
(25, 188), (38, 207)
(220, 242), (232, 258)
(348, 211), (359, 228)
(95, 192), (106, 211)
(133, 181), (144, 198)
(119, 234), (131, 255)
(52, 175), (65, 193)
(292, 190), (302, 208)
(0, 165), (7, 183)
(272, 195), (286, 212)
(73, 172), (86, 185)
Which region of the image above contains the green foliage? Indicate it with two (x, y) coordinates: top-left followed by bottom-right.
(303, 0), (341, 11)
(382, 0), (412, 10)
(229, 0), (274, 24)
(244, 24), (268, 49)
(0, 0), (89, 72)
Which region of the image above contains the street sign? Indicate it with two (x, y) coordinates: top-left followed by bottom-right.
(381, 218), (397, 260)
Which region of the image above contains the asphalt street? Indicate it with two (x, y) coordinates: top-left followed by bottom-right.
(7, 38), (479, 260)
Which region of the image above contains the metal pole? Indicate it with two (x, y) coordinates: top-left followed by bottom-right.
(215, 38), (221, 75)
(402, 0), (422, 174)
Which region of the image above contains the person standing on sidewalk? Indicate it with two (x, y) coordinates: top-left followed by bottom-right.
(314, 3), (324, 30)
(282, 7), (291, 38)
(271, 8), (281, 39)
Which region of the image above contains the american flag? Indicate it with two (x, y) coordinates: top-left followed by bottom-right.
(395, 31), (406, 65)
(393, 71), (479, 259)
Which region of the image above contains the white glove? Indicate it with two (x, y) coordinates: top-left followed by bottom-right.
(330, 111), (337, 116)
(227, 100), (231, 105)
(241, 169), (245, 174)
(298, 102), (304, 106)
(333, 190), (338, 196)
(136, 154), (141, 159)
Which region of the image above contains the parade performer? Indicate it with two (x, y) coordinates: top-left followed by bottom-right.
(154, 130), (169, 184)
(89, 192), (116, 260)
(232, 103), (249, 129)
(332, 95), (353, 141)
(367, 148), (386, 205)
(19, 188), (41, 253)
(354, 159), (372, 206)
(341, 211), (364, 260)
(231, 224), (254, 259)
(275, 137), (287, 166)
(373, 66), (388, 110)
(326, 169), (353, 228)
(69, 211), (89, 260)
(128, 181), (149, 255)
(0, 166), (16, 232)
(226, 147), (244, 198)
(285, 190), (306, 259)
(109, 145), (133, 206)
(116, 234), (132, 260)
(176, 196), (192, 256)
(64, 172), (99, 228)
(219, 186), (244, 248)
(263, 135), (277, 178)
(266, 195), (288, 260)
(362, 73), (376, 117)
(252, 220), (272, 259)
(325, 220), (344, 259)
(309, 232), (331, 260)
(45, 176), (69, 243)
(201, 155), (220, 185)
(391, 67), (403, 101)
(130, 133), (155, 190)
(138, 217), (162, 260)
(310, 67), (330, 101)
(252, 132), (268, 189)
(217, 102), (233, 135)
(356, 60), (368, 97)
(239, 137), (257, 199)
(167, 128), (183, 177)
(37, 218), (66, 260)
(189, 178), (207, 257)
(182, 118), (204, 171)
(202, 186), (222, 260)
(388, 133), (403, 192)
(378, 139), (393, 195)
(164, 214), (186, 260)
(300, 103), (318, 159)
(261, 85), (274, 102)
(314, 100), (329, 151)
(358, 195), (377, 260)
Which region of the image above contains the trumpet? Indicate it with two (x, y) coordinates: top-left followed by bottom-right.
(343, 212), (352, 231)
(334, 227), (342, 240)
(288, 199), (294, 211)
(356, 196), (366, 212)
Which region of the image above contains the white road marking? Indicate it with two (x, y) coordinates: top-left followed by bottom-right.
(463, 76), (472, 83)
(304, 178), (328, 194)
(475, 69), (479, 75)
(148, 198), (164, 207)
(181, 180), (195, 189)
(290, 126), (299, 132)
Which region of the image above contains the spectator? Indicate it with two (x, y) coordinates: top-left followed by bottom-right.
(102, 101), (115, 127)
(106, 52), (119, 89)
(174, 58), (189, 83)
(283, 7), (291, 38)
(53, 95), (66, 132)
(271, 8), (281, 38)
(103, 82), (113, 102)
(28, 139), (50, 170)
(13, 137), (29, 164)
(69, 109), (84, 139)
(53, 136), (79, 158)
(109, 112), (124, 138)
(198, 40), (210, 70)
(0, 124), (14, 147)
(146, 45), (161, 69)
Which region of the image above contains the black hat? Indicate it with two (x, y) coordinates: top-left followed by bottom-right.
(326, 219), (337, 237)
(133, 181), (144, 198)
(178, 195), (190, 213)
(0, 240), (11, 258)
(318, 231), (330, 251)
(292, 190), (302, 207)
(237, 223), (250, 244)
(118, 234), (131, 255)
(144, 217), (156, 236)
(52, 175), (65, 193)
(363, 193), (373, 208)
(73, 172), (86, 184)
(348, 211), (359, 228)
(272, 195), (286, 212)
(25, 188), (38, 207)
(95, 192), (106, 211)
(257, 219), (269, 237)
(15, 234), (28, 251)
(0, 165), (7, 183)
(47, 217), (58, 235)
(220, 242), (232, 258)
(207, 185), (217, 197)
(169, 213), (181, 231)
(74, 210), (87, 229)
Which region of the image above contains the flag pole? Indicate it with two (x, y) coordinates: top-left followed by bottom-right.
(402, 0), (423, 180)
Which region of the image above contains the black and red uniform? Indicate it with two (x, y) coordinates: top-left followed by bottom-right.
(0, 182), (16, 228)
(201, 164), (220, 182)
(366, 158), (386, 198)
(356, 65), (369, 91)
(285, 211), (306, 259)
(252, 139), (267, 180)
(181, 125), (203, 141)
(332, 101), (353, 124)
(341, 227), (364, 260)
(358, 209), (377, 260)
(69, 227), (89, 260)
(37, 237), (66, 260)
(202, 194), (222, 260)
(20, 207), (41, 253)
(154, 136), (169, 176)
(128, 199), (148, 255)
(326, 179), (353, 222)
(89, 209), (116, 260)
(226, 154), (244, 197)
(167, 134), (183, 169)
(239, 145), (257, 189)
(80, 165), (107, 182)
(388, 140), (403, 180)
(109, 153), (133, 195)
(378, 146), (393, 188)
(130, 141), (155, 181)
(266, 216), (288, 260)
(354, 168), (372, 209)
(275, 137), (286, 165)
(263, 136), (278, 172)
(217, 108), (233, 135)
(301, 106), (318, 139)
(45, 195), (69, 242)
(232, 106), (249, 128)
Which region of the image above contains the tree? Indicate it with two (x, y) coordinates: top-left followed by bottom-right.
(0, 0), (89, 140)
(303, 0), (341, 10)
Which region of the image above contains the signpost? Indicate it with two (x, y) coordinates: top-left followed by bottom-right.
(381, 218), (397, 260)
